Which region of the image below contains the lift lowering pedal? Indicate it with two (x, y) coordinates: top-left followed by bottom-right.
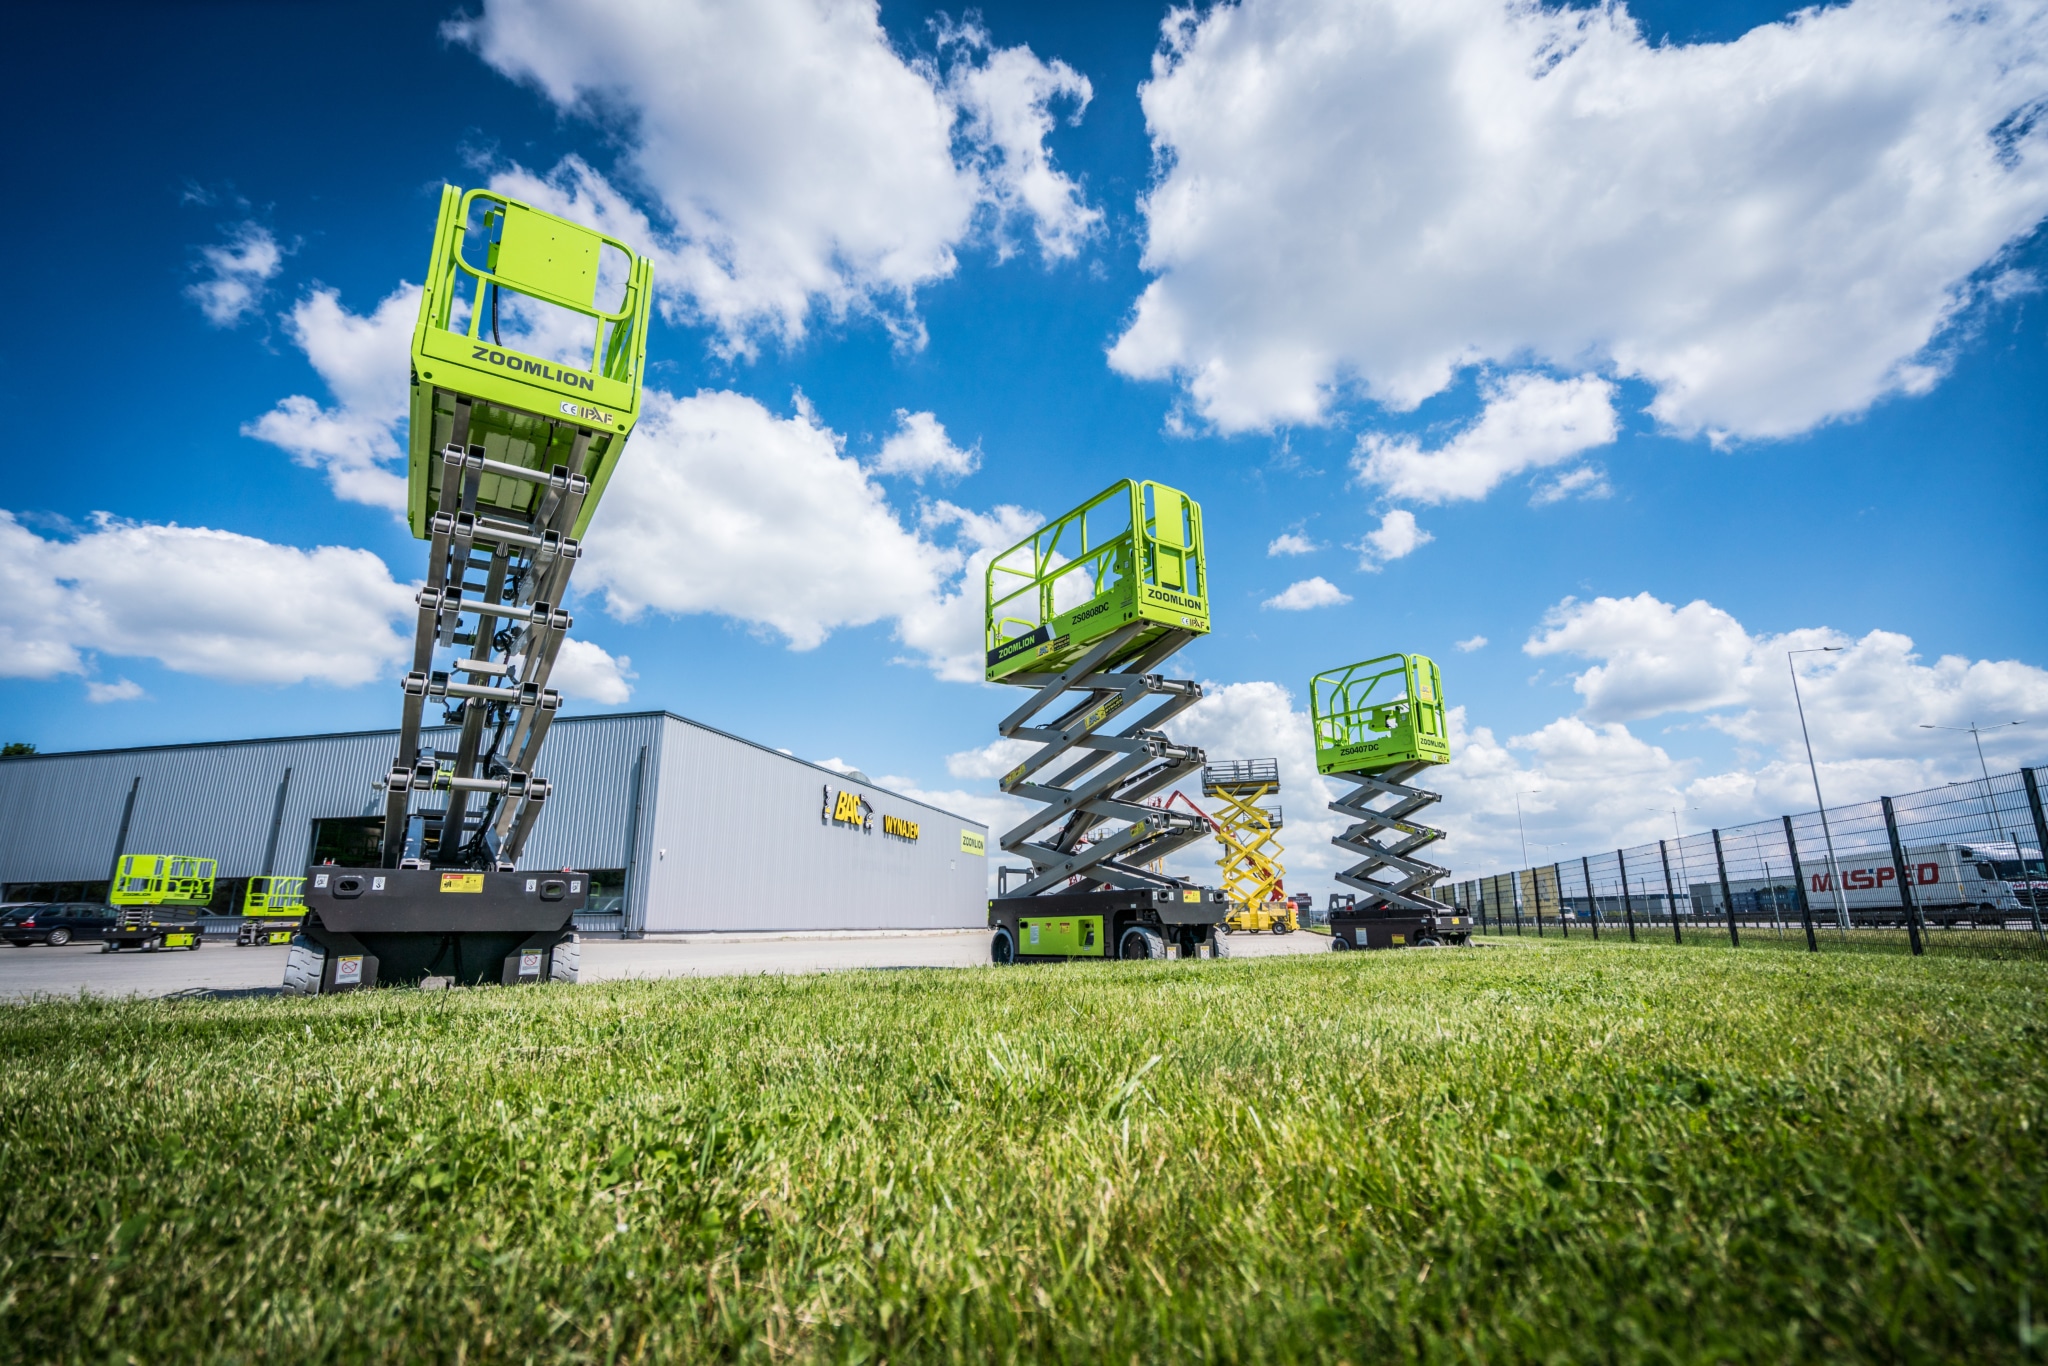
(291, 185), (651, 993)
(1311, 653), (1474, 950)
(982, 480), (1231, 963)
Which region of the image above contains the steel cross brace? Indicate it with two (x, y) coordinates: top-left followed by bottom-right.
(378, 432), (594, 870)
(993, 622), (1212, 897)
(1327, 761), (1451, 916)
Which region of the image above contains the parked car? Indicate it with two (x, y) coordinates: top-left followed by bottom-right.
(1, 902), (116, 947)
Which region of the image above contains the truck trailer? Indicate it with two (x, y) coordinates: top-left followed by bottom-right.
(1693, 841), (2042, 928)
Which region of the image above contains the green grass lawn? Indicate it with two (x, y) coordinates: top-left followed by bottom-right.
(2, 939), (2044, 1363)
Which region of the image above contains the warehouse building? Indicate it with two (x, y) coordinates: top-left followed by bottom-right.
(0, 712), (989, 935)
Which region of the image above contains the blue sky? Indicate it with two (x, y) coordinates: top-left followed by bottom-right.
(4, 0), (2046, 885)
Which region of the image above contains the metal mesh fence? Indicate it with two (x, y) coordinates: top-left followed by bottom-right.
(1446, 766), (2048, 954)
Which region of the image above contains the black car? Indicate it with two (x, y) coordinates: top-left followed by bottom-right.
(1, 902), (117, 947)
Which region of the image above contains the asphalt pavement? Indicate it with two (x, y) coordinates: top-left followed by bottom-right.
(0, 925), (1330, 1002)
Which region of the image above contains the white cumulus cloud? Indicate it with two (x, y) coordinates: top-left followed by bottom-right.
(1420, 592), (2048, 875)
(1109, 0), (2048, 440)
(449, 0), (1097, 353)
(1261, 577), (1351, 611)
(85, 679), (146, 704)
(243, 284), (419, 511)
(1266, 532), (1317, 556)
(1455, 635), (1488, 653)
(546, 637), (635, 706)
(1353, 509), (1432, 570)
(0, 510), (414, 687)
(576, 388), (1035, 679)
(187, 222), (285, 327)
(871, 409), (980, 481)
(1354, 374), (1619, 504)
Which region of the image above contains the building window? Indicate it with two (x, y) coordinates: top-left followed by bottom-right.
(310, 817), (384, 867)
(582, 869), (627, 916)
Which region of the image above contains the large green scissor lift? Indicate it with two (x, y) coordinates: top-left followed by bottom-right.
(983, 479), (1230, 963)
(1310, 653), (1471, 950)
(287, 186), (653, 995)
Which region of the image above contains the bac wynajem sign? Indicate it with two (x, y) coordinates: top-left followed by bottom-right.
(820, 785), (921, 842)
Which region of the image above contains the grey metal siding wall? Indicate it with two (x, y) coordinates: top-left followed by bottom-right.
(641, 715), (988, 931)
(0, 714), (664, 885)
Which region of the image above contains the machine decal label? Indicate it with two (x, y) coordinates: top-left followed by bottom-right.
(988, 624), (1061, 667)
(1142, 586), (1203, 611)
(440, 873), (485, 893)
(558, 400), (616, 425)
(1182, 890), (1201, 903)
(1082, 694), (1124, 732)
(960, 830), (986, 857)
(334, 955), (364, 985)
(470, 345), (597, 391)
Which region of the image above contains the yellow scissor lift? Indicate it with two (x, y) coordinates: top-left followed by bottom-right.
(1204, 760), (1297, 934)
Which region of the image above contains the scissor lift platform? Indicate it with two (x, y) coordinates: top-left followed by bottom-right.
(983, 480), (1230, 962)
(1312, 654), (1471, 949)
(288, 186), (650, 993)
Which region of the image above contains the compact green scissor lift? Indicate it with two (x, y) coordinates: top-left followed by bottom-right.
(288, 186), (652, 995)
(1310, 654), (1472, 950)
(984, 479), (1230, 962)
(104, 854), (211, 952)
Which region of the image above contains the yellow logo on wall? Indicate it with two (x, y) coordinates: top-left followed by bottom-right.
(960, 829), (986, 856)
(883, 814), (921, 841)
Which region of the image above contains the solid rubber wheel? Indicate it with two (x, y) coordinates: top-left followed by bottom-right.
(282, 936), (326, 996)
(549, 936), (580, 984)
(46, 928), (70, 947)
(1208, 931), (1229, 959)
(991, 927), (1016, 964)
(1330, 936), (1351, 951)
(1118, 926), (1166, 960)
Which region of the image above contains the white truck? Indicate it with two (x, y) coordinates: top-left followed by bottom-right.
(1693, 841), (2043, 928)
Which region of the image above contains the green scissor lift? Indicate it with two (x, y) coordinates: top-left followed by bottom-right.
(287, 186), (652, 995)
(104, 854), (211, 952)
(1309, 654), (1470, 949)
(983, 479), (1230, 962)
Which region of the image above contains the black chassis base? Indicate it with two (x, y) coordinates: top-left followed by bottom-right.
(102, 914), (206, 951)
(987, 886), (1231, 960)
(300, 866), (587, 989)
(1330, 908), (1475, 950)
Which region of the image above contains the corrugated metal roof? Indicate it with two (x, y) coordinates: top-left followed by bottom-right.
(8, 709), (982, 824)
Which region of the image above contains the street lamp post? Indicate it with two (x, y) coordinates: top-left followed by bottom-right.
(1920, 721), (2024, 847)
(1789, 647), (1850, 934)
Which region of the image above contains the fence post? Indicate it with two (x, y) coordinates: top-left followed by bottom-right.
(1781, 814), (1819, 953)
(2022, 769), (2048, 944)
(1514, 874), (1525, 936)
(1617, 849), (1637, 941)
(1712, 828), (1740, 948)
(1581, 855), (1599, 940)
(1480, 880), (1491, 934)
(1532, 870), (1544, 937)
(1659, 839), (1683, 945)
(1880, 795), (1925, 957)
(1553, 863), (1568, 937)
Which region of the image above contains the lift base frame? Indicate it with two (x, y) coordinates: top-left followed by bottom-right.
(298, 866), (585, 989)
(988, 887), (1229, 961)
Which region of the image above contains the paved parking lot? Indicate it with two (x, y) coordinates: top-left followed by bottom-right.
(0, 926), (1330, 1001)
